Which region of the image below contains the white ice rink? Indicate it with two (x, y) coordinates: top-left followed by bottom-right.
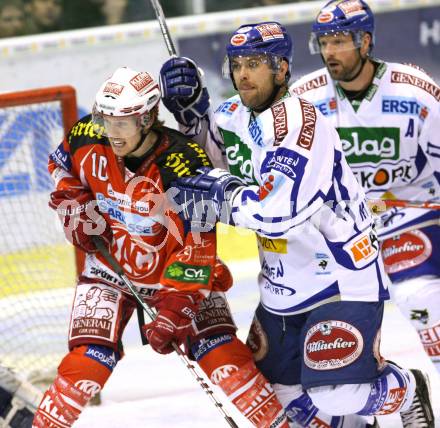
(72, 259), (439, 428)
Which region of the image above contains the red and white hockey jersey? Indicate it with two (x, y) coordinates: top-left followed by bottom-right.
(49, 115), (231, 298)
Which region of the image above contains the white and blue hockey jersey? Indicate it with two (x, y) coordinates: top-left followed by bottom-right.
(183, 92), (390, 316)
(290, 60), (440, 240)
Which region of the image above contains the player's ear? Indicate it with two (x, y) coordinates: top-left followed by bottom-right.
(275, 59), (289, 85)
(360, 32), (372, 56)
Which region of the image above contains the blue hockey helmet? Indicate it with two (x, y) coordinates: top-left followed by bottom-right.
(309, 0), (375, 54)
(222, 22), (293, 82)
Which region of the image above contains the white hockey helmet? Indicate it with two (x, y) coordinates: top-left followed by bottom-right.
(93, 67), (161, 138)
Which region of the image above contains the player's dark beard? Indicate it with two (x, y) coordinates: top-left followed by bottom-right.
(326, 52), (366, 83)
(251, 83), (283, 113)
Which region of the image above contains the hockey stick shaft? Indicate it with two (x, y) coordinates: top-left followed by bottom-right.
(92, 237), (239, 428)
(149, 0), (177, 56)
(368, 198), (440, 213)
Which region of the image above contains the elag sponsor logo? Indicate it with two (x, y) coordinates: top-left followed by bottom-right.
(224, 139), (256, 184)
(304, 320), (364, 370)
(338, 127), (400, 164)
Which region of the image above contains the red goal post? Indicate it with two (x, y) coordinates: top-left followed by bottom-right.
(0, 85), (83, 383)
(0, 86), (77, 132)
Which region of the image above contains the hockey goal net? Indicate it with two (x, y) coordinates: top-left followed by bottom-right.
(0, 86), (79, 383)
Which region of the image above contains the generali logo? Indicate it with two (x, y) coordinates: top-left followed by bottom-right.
(297, 98), (316, 151)
(391, 71), (440, 101)
(291, 75), (328, 96)
(271, 102), (288, 146)
(304, 320), (364, 370)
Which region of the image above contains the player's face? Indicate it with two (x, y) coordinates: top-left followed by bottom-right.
(231, 55), (280, 109)
(0, 5), (25, 37)
(319, 33), (363, 81)
(30, 0), (62, 27)
(103, 116), (143, 157)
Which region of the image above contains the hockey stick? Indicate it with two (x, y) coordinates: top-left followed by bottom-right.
(368, 198), (440, 213)
(92, 237), (239, 428)
(149, 0), (177, 56)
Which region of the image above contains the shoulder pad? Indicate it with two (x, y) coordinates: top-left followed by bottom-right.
(156, 127), (213, 189)
(68, 114), (109, 156)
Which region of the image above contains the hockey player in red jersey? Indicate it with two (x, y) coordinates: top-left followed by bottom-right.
(31, 66), (288, 428)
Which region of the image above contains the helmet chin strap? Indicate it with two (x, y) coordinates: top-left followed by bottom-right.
(126, 127), (152, 157)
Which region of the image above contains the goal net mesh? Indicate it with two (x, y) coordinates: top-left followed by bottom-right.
(0, 87), (79, 382)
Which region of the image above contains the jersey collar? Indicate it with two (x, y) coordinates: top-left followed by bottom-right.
(335, 59), (387, 112)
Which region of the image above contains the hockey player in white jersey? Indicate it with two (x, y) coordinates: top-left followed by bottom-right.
(160, 21), (435, 428)
(290, 0), (440, 383)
